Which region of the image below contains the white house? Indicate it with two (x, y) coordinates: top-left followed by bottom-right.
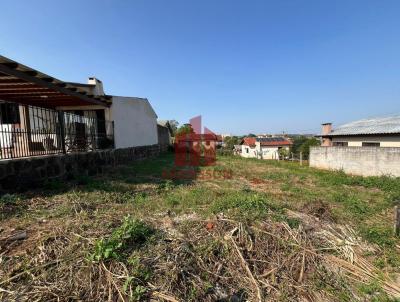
(240, 137), (292, 160)
(320, 115), (400, 147)
(0, 55), (159, 159)
(51, 78), (158, 149)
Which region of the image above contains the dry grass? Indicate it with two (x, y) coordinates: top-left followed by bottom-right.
(1, 153), (399, 301)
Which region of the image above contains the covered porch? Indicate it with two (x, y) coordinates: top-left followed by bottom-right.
(0, 56), (114, 160)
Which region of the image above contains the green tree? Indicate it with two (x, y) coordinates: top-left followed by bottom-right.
(290, 136), (320, 159)
(224, 136), (241, 150)
(168, 120), (179, 136)
(299, 137), (320, 159)
(175, 124), (194, 136)
(278, 148), (289, 160)
(290, 136), (308, 156)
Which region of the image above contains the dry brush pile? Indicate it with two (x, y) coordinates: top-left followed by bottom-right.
(1, 209), (399, 301)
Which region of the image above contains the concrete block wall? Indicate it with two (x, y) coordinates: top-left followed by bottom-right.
(0, 144), (163, 193)
(310, 146), (400, 177)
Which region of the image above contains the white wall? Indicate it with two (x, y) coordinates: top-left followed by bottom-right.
(310, 146), (400, 177)
(110, 96), (158, 148)
(241, 145), (257, 158)
(240, 144), (289, 160)
(332, 135), (400, 147)
(260, 146), (280, 159)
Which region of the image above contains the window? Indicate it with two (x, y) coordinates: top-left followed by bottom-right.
(333, 142), (348, 146)
(362, 142), (380, 147)
(246, 148), (249, 153)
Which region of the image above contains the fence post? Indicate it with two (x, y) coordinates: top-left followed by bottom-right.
(300, 152), (303, 166)
(112, 121), (115, 149)
(58, 110), (66, 154)
(395, 205), (400, 236)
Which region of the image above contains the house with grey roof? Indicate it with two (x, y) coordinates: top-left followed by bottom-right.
(320, 115), (400, 148)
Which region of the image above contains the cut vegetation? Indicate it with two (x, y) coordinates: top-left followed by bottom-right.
(0, 153), (399, 301)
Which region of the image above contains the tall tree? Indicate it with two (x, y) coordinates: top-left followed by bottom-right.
(175, 124), (194, 136)
(290, 136), (320, 159)
(224, 136), (241, 150)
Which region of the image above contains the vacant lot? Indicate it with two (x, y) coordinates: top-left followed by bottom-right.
(1, 153), (399, 301)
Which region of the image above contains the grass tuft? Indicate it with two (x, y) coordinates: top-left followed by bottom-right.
(91, 216), (154, 261)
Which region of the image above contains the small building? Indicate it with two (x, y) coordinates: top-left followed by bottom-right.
(320, 115), (400, 147)
(240, 137), (292, 160)
(157, 120), (173, 148)
(0, 55), (158, 159)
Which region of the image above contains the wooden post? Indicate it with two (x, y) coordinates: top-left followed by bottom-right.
(57, 111), (66, 154)
(395, 205), (400, 236)
(300, 152), (303, 166)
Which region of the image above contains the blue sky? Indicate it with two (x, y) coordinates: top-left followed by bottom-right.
(1, 1), (400, 135)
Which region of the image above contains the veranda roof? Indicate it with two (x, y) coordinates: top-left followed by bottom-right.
(0, 55), (111, 108)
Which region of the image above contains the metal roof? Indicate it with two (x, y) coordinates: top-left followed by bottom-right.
(256, 137), (288, 142)
(157, 120), (170, 127)
(328, 115), (400, 136)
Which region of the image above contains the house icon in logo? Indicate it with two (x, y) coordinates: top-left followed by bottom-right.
(174, 115), (219, 167)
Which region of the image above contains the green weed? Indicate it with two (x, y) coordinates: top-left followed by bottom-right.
(358, 279), (398, 302)
(211, 191), (283, 220)
(359, 226), (396, 248)
(0, 193), (20, 205)
(122, 255), (151, 301)
(331, 192), (370, 218)
(91, 216), (154, 261)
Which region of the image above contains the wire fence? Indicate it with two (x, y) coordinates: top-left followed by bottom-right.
(0, 101), (114, 160)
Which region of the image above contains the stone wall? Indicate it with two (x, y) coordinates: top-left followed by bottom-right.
(0, 144), (163, 193)
(310, 146), (400, 177)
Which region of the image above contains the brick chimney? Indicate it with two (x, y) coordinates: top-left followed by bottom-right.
(321, 123), (332, 146)
(322, 123), (332, 135)
(88, 77), (105, 96)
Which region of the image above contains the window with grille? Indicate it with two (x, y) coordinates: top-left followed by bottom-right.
(362, 142), (380, 147)
(333, 141), (348, 146)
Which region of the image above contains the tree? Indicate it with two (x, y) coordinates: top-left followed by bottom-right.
(278, 148), (289, 160)
(290, 136), (308, 156)
(299, 137), (320, 159)
(223, 136), (241, 150)
(168, 120), (179, 136)
(290, 136), (320, 159)
(247, 133), (257, 137)
(175, 124), (194, 136)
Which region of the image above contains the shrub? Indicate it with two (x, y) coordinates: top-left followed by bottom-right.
(217, 148), (234, 156)
(0, 194), (19, 205)
(91, 216), (154, 261)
